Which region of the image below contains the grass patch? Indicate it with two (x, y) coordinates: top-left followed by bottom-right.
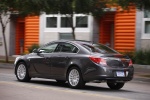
(140, 75), (150, 78)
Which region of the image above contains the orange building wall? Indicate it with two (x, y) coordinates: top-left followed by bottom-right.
(24, 16), (39, 52)
(114, 7), (136, 52)
(99, 6), (136, 52)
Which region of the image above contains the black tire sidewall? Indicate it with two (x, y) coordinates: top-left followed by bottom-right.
(67, 67), (85, 89)
(107, 82), (125, 90)
(16, 62), (31, 82)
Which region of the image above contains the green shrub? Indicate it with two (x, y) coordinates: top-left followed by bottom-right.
(122, 49), (150, 65)
(27, 44), (40, 53)
(134, 49), (150, 65)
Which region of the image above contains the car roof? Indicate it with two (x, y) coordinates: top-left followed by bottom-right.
(51, 40), (93, 45)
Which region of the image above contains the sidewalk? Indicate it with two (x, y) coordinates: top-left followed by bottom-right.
(0, 55), (17, 61)
(0, 55), (150, 82)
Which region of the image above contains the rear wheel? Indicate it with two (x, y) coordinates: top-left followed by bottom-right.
(16, 62), (31, 82)
(67, 67), (85, 89)
(107, 82), (125, 90)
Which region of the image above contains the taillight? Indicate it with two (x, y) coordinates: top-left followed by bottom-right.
(89, 56), (106, 65)
(129, 60), (133, 66)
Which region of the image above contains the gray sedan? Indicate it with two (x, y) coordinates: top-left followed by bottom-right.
(14, 40), (134, 90)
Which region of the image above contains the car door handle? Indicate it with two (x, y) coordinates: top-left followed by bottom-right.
(65, 57), (70, 59)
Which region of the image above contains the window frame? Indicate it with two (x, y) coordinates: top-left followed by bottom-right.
(44, 14), (90, 32)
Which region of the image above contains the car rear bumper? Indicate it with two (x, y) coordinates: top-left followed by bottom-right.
(83, 66), (134, 82)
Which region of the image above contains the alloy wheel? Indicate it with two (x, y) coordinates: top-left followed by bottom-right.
(17, 64), (26, 80)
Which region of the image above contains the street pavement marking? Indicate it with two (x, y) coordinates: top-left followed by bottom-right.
(0, 81), (130, 100)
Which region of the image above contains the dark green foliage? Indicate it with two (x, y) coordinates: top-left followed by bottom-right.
(122, 49), (150, 65)
(27, 44), (40, 53)
(43, 0), (107, 16)
(134, 49), (150, 65)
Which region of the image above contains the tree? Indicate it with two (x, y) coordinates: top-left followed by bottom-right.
(0, 0), (48, 62)
(0, 0), (16, 62)
(43, 0), (108, 39)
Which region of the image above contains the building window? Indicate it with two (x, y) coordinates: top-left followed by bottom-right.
(46, 17), (57, 28)
(145, 21), (150, 34)
(61, 17), (71, 27)
(142, 9), (150, 39)
(59, 33), (73, 40)
(76, 16), (88, 27)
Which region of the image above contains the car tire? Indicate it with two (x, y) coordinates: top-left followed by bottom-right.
(16, 62), (31, 82)
(67, 67), (85, 89)
(107, 82), (125, 90)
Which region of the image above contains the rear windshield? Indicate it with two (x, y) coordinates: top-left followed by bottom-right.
(82, 44), (118, 54)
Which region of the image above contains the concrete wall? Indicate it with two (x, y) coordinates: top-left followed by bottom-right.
(39, 13), (94, 45)
(0, 20), (11, 56)
(135, 10), (150, 50)
(141, 39), (150, 50)
(92, 18), (99, 43)
(135, 10), (142, 50)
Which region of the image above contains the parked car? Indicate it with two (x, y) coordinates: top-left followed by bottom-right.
(14, 40), (134, 90)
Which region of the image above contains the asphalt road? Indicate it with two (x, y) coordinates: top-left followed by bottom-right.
(0, 68), (150, 100)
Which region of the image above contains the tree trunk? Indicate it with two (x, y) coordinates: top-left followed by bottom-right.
(2, 26), (9, 62)
(72, 27), (75, 40)
(70, 14), (76, 40)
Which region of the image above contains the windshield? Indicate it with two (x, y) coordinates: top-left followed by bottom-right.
(82, 44), (118, 54)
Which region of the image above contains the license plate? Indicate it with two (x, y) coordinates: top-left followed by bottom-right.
(116, 71), (125, 77)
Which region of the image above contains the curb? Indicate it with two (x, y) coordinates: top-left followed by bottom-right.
(0, 63), (14, 69)
(133, 64), (150, 69)
(133, 77), (150, 83)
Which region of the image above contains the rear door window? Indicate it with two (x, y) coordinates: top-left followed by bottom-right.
(38, 43), (58, 53)
(54, 43), (78, 53)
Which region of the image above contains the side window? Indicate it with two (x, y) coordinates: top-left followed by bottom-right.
(55, 43), (78, 53)
(46, 17), (57, 28)
(82, 44), (95, 52)
(76, 16), (88, 27)
(61, 17), (71, 27)
(39, 43), (58, 53)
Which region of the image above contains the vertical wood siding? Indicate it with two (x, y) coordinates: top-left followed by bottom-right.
(99, 13), (115, 45)
(114, 7), (136, 52)
(15, 18), (25, 55)
(24, 16), (39, 52)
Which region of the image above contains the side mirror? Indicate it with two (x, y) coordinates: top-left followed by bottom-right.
(32, 49), (38, 53)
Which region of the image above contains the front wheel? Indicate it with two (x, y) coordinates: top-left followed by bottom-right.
(67, 67), (85, 89)
(16, 62), (31, 82)
(107, 82), (125, 90)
